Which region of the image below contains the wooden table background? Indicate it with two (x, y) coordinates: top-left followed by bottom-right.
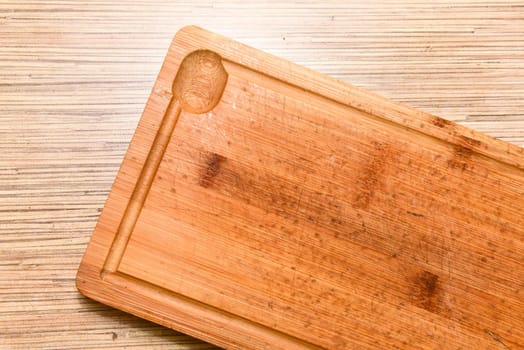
(1, 1), (523, 349)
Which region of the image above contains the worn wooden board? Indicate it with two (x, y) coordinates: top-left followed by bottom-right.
(76, 26), (524, 349)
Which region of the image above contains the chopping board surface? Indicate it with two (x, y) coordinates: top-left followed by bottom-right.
(77, 26), (524, 349)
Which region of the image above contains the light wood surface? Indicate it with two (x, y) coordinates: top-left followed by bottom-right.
(1, 2), (523, 349)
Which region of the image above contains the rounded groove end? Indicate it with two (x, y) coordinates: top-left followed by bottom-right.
(172, 50), (228, 114)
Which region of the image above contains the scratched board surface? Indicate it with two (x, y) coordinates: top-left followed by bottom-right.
(76, 26), (524, 349)
(122, 64), (524, 346)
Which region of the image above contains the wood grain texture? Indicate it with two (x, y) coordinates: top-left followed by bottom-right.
(76, 25), (524, 350)
(1, 1), (523, 349)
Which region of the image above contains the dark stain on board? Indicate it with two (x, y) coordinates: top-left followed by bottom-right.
(459, 135), (481, 148)
(447, 136), (481, 171)
(411, 270), (441, 313)
(199, 151), (227, 188)
(407, 211), (425, 218)
(484, 329), (510, 350)
(193, 147), (349, 234)
(431, 116), (453, 128)
(447, 145), (472, 171)
(352, 141), (391, 210)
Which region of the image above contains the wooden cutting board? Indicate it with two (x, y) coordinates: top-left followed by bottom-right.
(76, 26), (524, 349)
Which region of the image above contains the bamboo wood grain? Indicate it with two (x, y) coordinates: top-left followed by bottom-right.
(76, 26), (524, 349)
(2, 1), (524, 349)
